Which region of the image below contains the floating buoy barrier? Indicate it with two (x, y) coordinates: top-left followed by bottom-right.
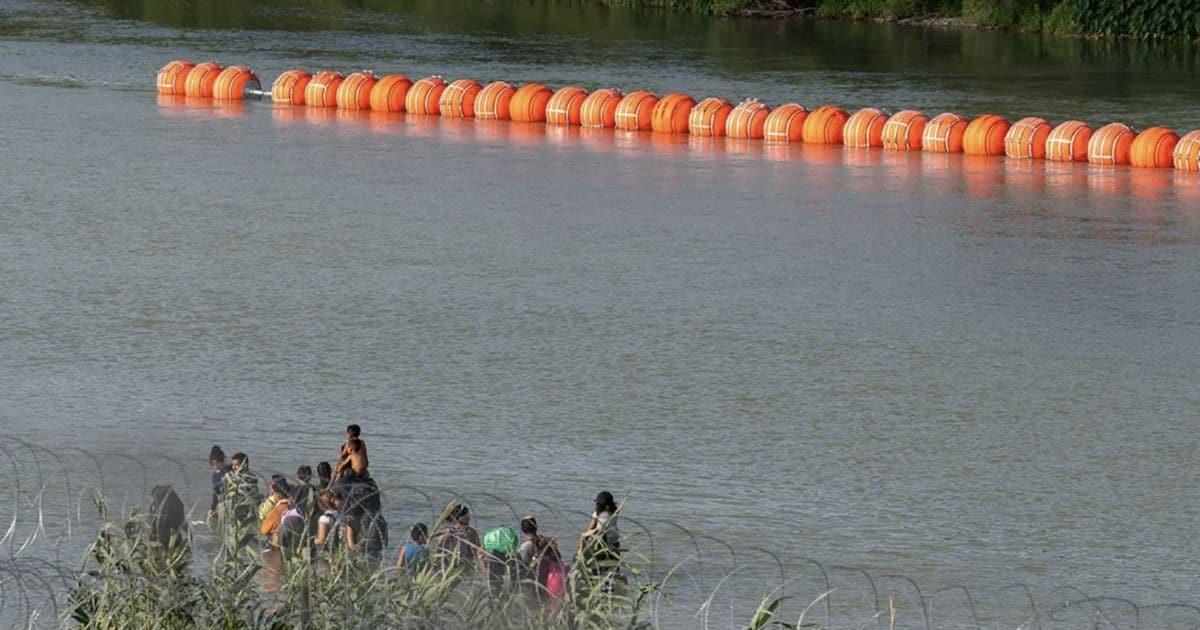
(406, 76), (446, 116)
(476, 81), (515, 121)
(305, 71), (344, 108)
(1174, 130), (1200, 172)
(156, 59), (194, 95)
(651, 93), (695, 134)
(1130, 126), (1180, 168)
(272, 69), (311, 106)
(882, 110), (927, 151)
(688, 97), (733, 137)
(183, 61), (222, 98)
(963, 114), (1010, 156)
(511, 83), (553, 123)
(580, 88), (622, 129)
(726, 100), (770, 140)
(844, 107), (888, 148)
(1046, 120), (1093, 162)
(439, 79), (482, 118)
(923, 113), (967, 153)
(1088, 123), (1136, 165)
(546, 87), (588, 126)
(212, 65), (261, 101)
(802, 105), (849, 145)
(1004, 117), (1052, 159)
(153, 58), (1200, 175)
(370, 74), (412, 113)
(763, 103), (807, 143)
(336, 71), (376, 110)
(615, 91), (658, 131)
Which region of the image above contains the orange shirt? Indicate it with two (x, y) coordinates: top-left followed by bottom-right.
(260, 499), (291, 536)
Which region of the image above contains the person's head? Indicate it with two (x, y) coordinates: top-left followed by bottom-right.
(346, 438), (364, 454)
(231, 452), (249, 472)
(317, 461), (332, 483)
(445, 503), (470, 526)
(208, 445), (226, 470)
(410, 523), (429, 545)
(520, 515), (538, 538)
(346, 424), (361, 440)
(594, 491), (617, 516)
(269, 474), (291, 500)
(296, 465), (312, 483)
(318, 490), (337, 512)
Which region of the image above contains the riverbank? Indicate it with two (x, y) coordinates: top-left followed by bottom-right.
(620, 0), (1200, 41)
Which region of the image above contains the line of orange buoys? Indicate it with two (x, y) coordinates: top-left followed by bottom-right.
(156, 59), (1200, 175)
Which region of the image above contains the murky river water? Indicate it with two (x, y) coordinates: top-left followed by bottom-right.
(2, 0), (1200, 625)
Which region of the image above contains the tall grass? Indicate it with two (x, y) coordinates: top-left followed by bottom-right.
(65, 493), (666, 629)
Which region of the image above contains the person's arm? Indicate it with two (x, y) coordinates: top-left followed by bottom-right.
(344, 523), (357, 550)
(397, 545), (406, 570)
(332, 456), (351, 481)
(576, 515), (598, 558)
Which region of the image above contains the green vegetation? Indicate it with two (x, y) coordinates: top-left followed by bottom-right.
(623, 0), (1200, 41)
(65, 493), (823, 629)
(67, 495), (662, 629)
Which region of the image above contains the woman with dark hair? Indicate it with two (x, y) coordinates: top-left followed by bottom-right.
(316, 461), (333, 491)
(517, 515), (564, 604)
(259, 475), (293, 540)
(576, 491), (621, 576)
(431, 503), (483, 573)
(207, 446), (231, 523)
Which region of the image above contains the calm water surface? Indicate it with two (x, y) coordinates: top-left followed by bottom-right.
(2, 0), (1200, 624)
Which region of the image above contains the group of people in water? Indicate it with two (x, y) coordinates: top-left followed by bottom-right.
(204, 425), (623, 599)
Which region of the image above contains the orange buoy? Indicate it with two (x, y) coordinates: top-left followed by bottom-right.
(510, 83), (553, 123)
(212, 65), (260, 101)
(1004, 117), (1052, 159)
(156, 59), (194, 95)
(546, 86), (588, 126)
(843, 107), (889, 148)
(763, 103), (807, 143)
(1130, 126), (1180, 168)
(1087, 123), (1136, 165)
(802, 105), (849, 144)
(614, 91), (658, 131)
(688, 97), (733, 137)
(725, 100), (770, 139)
(1045, 120), (1093, 162)
(438, 79), (482, 118)
(335, 71), (376, 110)
(922, 113), (968, 153)
(881, 110), (928, 151)
(651, 93), (695, 134)
(272, 69), (311, 106)
(305, 71), (344, 108)
(405, 76), (447, 115)
(580, 88), (622, 129)
(369, 74), (412, 112)
(962, 114), (1010, 156)
(183, 61), (222, 98)
(476, 81), (516, 120)
(1173, 129), (1200, 172)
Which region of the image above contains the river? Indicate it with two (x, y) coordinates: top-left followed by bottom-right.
(2, 0), (1200, 626)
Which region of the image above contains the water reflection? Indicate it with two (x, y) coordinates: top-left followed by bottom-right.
(189, 100), (1200, 213)
(157, 94), (246, 118)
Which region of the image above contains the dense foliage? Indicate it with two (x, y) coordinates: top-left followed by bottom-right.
(634, 0), (1200, 40)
